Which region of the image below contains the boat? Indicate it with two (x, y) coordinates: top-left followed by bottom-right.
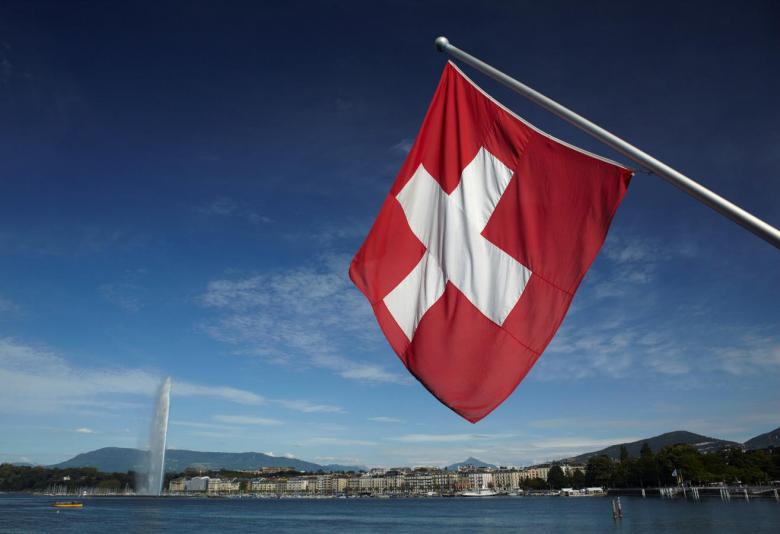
(461, 477), (498, 497)
(52, 502), (84, 508)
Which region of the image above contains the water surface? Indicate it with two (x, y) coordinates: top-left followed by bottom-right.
(1, 494), (778, 533)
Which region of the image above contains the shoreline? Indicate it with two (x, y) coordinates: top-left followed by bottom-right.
(7, 485), (778, 501)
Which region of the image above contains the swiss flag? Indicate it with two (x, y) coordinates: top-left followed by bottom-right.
(349, 62), (632, 422)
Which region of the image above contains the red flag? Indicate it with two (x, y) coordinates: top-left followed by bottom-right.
(349, 62), (632, 422)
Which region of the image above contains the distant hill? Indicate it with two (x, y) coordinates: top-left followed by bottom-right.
(53, 447), (147, 472)
(51, 447), (350, 473)
(323, 464), (366, 472)
(744, 427), (780, 450)
(446, 457), (496, 471)
(568, 431), (741, 463)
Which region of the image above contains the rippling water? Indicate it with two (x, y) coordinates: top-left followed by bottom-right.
(1, 494), (779, 533)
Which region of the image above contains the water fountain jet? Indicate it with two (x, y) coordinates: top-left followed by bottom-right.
(139, 377), (171, 495)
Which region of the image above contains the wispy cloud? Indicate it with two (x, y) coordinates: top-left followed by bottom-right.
(282, 220), (370, 246)
(196, 197), (271, 225)
(305, 437), (378, 447)
(368, 416), (404, 424)
(391, 138), (413, 154)
(170, 420), (238, 431)
(0, 294), (19, 314)
(74, 427), (97, 434)
(213, 415), (282, 426)
(99, 282), (144, 312)
(714, 333), (780, 375)
(391, 433), (513, 443)
(273, 399), (344, 414)
(0, 337), (269, 414)
(176, 383), (266, 405)
(591, 235), (669, 300)
(199, 254), (409, 385)
(531, 230), (779, 384)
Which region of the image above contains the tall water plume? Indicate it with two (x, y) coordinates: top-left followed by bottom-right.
(139, 377), (171, 495)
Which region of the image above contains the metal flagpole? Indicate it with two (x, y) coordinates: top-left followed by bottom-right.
(434, 37), (780, 250)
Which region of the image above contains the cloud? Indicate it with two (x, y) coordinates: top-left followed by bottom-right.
(212, 415), (282, 426)
(714, 334), (780, 375)
(590, 236), (668, 300)
(314, 455), (364, 465)
(305, 437), (378, 447)
(74, 427), (96, 434)
(198, 197), (237, 216)
(0, 337), (270, 415)
(196, 197), (271, 224)
(537, 313), (780, 383)
(199, 254), (409, 385)
(0, 294), (19, 314)
(170, 421), (238, 431)
(392, 138), (413, 154)
(273, 399), (344, 414)
(391, 433), (513, 443)
(176, 383), (266, 405)
(530, 230), (780, 384)
(280, 220), (371, 246)
(368, 416), (404, 423)
(99, 283), (144, 312)
(533, 437), (641, 450)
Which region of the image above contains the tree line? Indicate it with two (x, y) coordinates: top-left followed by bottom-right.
(3, 444), (778, 492)
(0, 464), (135, 492)
(546, 444), (780, 489)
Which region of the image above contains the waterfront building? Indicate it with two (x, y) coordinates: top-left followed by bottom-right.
(334, 476), (349, 493)
(250, 479), (280, 493)
(316, 475), (333, 494)
(207, 478), (240, 494)
(431, 471), (457, 492)
(286, 478), (310, 493)
(406, 470), (434, 494)
(359, 474), (387, 494)
(168, 477), (186, 492)
(154, 461), (586, 497)
(492, 469), (521, 491)
(346, 477), (361, 493)
(184, 476), (210, 492)
(521, 466), (550, 481)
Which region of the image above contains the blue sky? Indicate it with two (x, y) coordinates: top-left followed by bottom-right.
(1, 0), (778, 468)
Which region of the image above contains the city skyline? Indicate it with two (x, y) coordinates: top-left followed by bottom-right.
(1, 1), (779, 469)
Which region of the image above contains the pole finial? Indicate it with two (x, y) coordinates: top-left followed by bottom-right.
(434, 36), (449, 52)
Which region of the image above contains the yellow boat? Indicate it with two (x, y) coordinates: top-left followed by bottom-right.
(52, 502), (84, 508)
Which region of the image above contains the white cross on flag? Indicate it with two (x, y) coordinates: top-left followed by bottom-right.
(350, 63), (632, 422)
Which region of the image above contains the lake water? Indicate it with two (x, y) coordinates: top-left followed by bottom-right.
(1, 494), (779, 533)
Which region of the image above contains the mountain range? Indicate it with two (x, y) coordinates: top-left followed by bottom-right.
(446, 457), (497, 471)
(744, 426), (780, 451)
(565, 431), (740, 463)
(51, 447), (364, 474)
(47, 426), (777, 473)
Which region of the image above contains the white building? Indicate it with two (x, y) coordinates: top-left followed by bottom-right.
(184, 476), (210, 492)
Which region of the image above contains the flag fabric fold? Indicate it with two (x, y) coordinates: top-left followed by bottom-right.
(350, 62), (632, 422)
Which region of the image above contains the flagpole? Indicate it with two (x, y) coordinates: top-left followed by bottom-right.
(434, 36), (780, 250)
